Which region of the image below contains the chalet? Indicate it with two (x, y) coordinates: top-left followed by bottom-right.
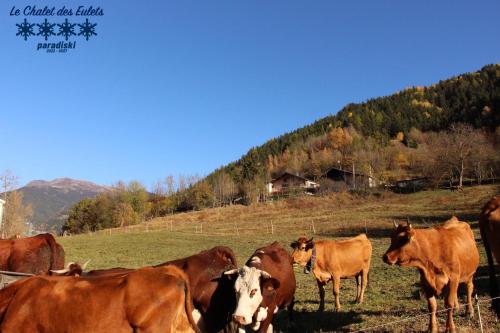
(323, 167), (376, 189)
(266, 172), (319, 195)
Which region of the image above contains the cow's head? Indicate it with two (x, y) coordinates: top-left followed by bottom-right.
(290, 237), (314, 266)
(383, 222), (417, 266)
(224, 266), (280, 326)
(50, 260), (90, 276)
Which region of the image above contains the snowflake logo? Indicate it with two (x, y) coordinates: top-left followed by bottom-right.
(16, 19), (35, 41)
(37, 19), (56, 41)
(57, 18), (76, 41)
(78, 19), (97, 41)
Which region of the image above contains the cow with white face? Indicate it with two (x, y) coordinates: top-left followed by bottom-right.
(225, 266), (276, 326)
(226, 242), (296, 333)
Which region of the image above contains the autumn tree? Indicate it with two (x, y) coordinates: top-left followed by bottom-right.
(0, 170), (31, 238)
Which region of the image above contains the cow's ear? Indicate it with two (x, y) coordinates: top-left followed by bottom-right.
(261, 277), (280, 294)
(290, 241), (298, 249)
(305, 238), (314, 250)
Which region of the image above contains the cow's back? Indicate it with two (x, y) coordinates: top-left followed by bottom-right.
(317, 234), (372, 278)
(0, 266), (198, 333)
(251, 242), (296, 308)
(0, 234), (65, 274)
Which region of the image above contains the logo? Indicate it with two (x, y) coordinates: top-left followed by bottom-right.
(10, 5), (104, 53)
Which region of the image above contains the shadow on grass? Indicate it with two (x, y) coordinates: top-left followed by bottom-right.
(273, 308), (384, 333)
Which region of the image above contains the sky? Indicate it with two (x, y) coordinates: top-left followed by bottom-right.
(1, 0), (499, 189)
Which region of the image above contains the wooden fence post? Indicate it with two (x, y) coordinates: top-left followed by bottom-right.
(271, 221), (274, 235)
(311, 221), (316, 234)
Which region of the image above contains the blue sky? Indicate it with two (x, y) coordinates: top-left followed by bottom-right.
(1, 1), (499, 189)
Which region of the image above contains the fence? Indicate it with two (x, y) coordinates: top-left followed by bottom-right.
(80, 214), (378, 238)
(350, 296), (499, 333)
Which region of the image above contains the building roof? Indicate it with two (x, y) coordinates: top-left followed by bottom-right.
(323, 167), (373, 179)
(270, 172), (317, 184)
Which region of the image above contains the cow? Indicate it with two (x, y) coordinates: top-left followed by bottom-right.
(224, 241), (296, 333)
(290, 234), (372, 312)
(0, 265), (200, 333)
(479, 196), (500, 316)
(383, 217), (479, 333)
(0, 233), (64, 274)
(51, 246), (238, 333)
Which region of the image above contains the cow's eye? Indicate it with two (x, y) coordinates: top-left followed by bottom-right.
(250, 289), (257, 298)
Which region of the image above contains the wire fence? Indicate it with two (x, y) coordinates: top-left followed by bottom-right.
(72, 214), (385, 238)
(350, 296), (500, 333)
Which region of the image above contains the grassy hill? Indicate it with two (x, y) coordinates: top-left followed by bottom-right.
(59, 184), (500, 332)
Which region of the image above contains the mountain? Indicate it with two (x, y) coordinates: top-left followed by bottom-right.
(207, 64), (500, 184)
(19, 178), (109, 232)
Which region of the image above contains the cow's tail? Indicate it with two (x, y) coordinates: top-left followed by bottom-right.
(183, 277), (201, 333)
(479, 214), (500, 317)
(45, 233), (65, 270)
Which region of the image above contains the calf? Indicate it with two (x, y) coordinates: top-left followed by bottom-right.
(479, 196), (500, 316)
(383, 217), (479, 333)
(291, 234), (372, 312)
(0, 265), (200, 333)
(225, 242), (296, 333)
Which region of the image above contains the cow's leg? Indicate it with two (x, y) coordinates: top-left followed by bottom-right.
(359, 269), (369, 304)
(332, 276), (341, 312)
(445, 279), (459, 333)
(354, 274), (361, 303)
(427, 295), (438, 333)
(465, 278), (474, 319)
(316, 279), (326, 312)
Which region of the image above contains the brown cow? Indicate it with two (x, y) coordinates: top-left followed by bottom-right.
(225, 242), (296, 333)
(383, 217), (479, 333)
(479, 196), (500, 316)
(51, 246), (238, 333)
(0, 265), (200, 333)
(0, 233), (64, 274)
(291, 234), (372, 312)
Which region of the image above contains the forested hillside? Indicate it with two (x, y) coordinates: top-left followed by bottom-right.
(209, 64), (499, 186)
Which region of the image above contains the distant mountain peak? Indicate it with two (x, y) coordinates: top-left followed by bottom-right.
(20, 178), (110, 232)
(25, 178), (108, 192)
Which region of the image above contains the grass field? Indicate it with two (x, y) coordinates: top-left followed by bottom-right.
(58, 185), (500, 332)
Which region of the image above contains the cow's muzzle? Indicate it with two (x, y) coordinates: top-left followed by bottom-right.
(382, 253), (394, 265)
(233, 315), (249, 325)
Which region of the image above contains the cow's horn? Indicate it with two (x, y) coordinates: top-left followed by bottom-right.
(260, 270), (272, 279)
(223, 268), (239, 276)
(81, 260), (91, 270)
(50, 262), (73, 274)
(393, 220), (398, 228)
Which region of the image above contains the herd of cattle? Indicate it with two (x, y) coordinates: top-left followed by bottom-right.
(0, 196), (498, 333)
